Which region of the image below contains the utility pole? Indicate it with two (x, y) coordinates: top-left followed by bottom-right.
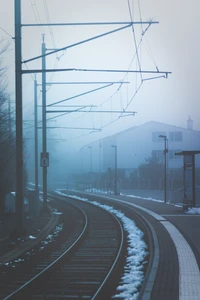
(41, 35), (48, 212)
(8, 98), (12, 138)
(159, 135), (168, 203)
(14, 15), (171, 212)
(164, 138), (167, 203)
(111, 145), (119, 195)
(34, 76), (39, 215)
(88, 146), (92, 173)
(15, 0), (24, 234)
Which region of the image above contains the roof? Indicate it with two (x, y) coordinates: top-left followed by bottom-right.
(175, 151), (200, 156)
(83, 120), (200, 148)
(107, 120), (200, 139)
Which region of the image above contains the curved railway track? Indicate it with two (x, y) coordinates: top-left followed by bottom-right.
(1, 194), (124, 300)
(60, 190), (153, 299)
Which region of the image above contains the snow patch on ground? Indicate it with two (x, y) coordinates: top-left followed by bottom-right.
(126, 194), (164, 203)
(56, 190), (148, 299)
(186, 207), (200, 214)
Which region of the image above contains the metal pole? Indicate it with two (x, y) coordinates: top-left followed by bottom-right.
(159, 135), (168, 203)
(115, 147), (117, 195)
(88, 146), (92, 173)
(112, 145), (118, 195)
(164, 138), (167, 203)
(42, 35), (47, 209)
(99, 142), (102, 189)
(34, 77), (39, 214)
(90, 148), (92, 173)
(8, 98), (11, 137)
(192, 154), (196, 207)
(15, 0), (24, 233)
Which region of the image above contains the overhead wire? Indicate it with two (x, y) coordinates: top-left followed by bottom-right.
(118, 0), (161, 115)
(43, 0), (57, 55)
(27, 1), (146, 137)
(92, 0), (144, 124)
(0, 27), (13, 39)
(22, 0), (45, 114)
(43, 0), (65, 83)
(137, 0), (159, 71)
(89, 0), (146, 125)
(127, 0), (142, 82)
(24, 0), (62, 133)
(6, 1), (38, 113)
(0, 1), (164, 145)
(25, 1), (163, 142)
(30, 0), (45, 35)
(143, 36), (159, 71)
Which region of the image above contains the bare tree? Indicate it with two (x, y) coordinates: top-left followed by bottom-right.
(0, 38), (15, 214)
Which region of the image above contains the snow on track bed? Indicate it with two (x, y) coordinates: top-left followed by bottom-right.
(0, 198), (85, 299)
(1, 195), (125, 300)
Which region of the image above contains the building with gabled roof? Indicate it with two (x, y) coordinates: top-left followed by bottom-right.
(81, 118), (200, 177)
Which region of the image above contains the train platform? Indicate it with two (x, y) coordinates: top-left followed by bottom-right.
(1, 190), (200, 299)
(58, 189), (200, 299)
(112, 193), (200, 300)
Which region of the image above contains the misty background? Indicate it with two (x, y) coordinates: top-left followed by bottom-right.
(0, 0), (199, 186)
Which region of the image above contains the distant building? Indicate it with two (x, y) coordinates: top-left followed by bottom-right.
(81, 119), (200, 177)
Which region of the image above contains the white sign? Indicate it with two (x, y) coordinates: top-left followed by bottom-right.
(40, 152), (49, 167)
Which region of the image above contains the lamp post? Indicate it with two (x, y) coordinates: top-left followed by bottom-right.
(159, 135), (168, 203)
(88, 146), (92, 173)
(111, 145), (118, 195)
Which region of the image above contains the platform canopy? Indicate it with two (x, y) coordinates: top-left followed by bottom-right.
(175, 150), (200, 156)
(175, 150), (200, 208)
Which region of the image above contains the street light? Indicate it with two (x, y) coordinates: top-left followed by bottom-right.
(88, 146), (92, 173)
(159, 135), (168, 203)
(111, 145), (119, 195)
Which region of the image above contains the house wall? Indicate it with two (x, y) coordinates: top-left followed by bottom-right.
(101, 121), (200, 173)
(80, 121), (200, 178)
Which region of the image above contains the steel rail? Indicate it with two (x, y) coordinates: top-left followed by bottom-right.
(2, 202), (88, 300)
(2, 193), (125, 299)
(91, 212), (124, 299)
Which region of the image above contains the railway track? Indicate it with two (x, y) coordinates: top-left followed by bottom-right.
(1, 194), (124, 300)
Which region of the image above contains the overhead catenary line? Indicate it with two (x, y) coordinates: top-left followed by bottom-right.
(46, 112), (71, 122)
(46, 109), (137, 114)
(22, 23), (152, 64)
(43, 0), (57, 54)
(22, 21), (158, 27)
(30, 0), (44, 35)
(37, 126), (102, 131)
(142, 75), (167, 81)
(39, 81), (130, 85)
(22, 67), (171, 76)
(14, 0), (171, 238)
(43, 0), (64, 83)
(47, 83), (115, 107)
(39, 105), (97, 108)
(127, 0), (142, 81)
(0, 26), (13, 38)
(107, 11), (152, 112)
(121, 81), (143, 115)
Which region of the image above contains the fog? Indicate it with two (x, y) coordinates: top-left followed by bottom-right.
(1, 0), (200, 185)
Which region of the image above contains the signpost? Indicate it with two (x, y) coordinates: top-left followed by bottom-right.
(40, 152), (49, 167)
(175, 151), (200, 208)
(184, 155), (193, 205)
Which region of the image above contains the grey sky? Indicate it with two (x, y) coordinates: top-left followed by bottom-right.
(0, 0), (200, 151)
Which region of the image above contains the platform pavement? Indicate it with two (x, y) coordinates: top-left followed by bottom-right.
(63, 188), (200, 299)
(1, 190), (200, 299)
(113, 193), (200, 300)
(117, 193), (200, 259)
